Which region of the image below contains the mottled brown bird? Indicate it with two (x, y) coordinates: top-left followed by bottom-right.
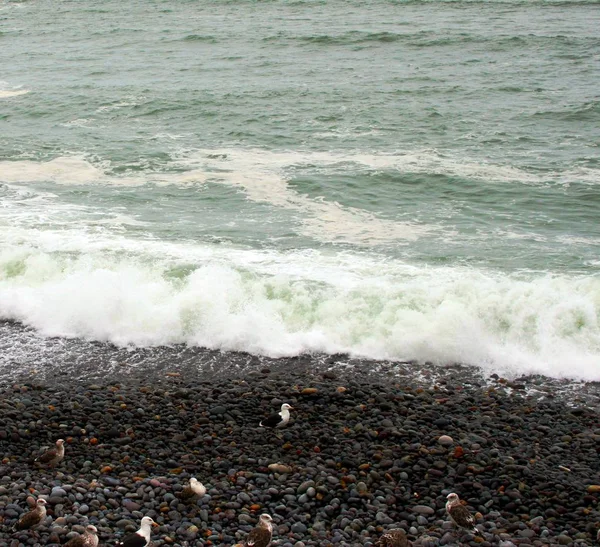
(446, 493), (480, 535)
(244, 513), (273, 547)
(13, 498), (48, 532)
(177, 477), (206, 503)
(64, 524), (99, 547)
(376, 528), (410, 547)
(35, 438), (65, 467)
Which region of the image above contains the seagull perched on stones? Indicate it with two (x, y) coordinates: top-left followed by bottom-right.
(34, 438), (65, 468)
(446, 493), (480, 535)
(376, 529), (411, 547)
(260, 403), (292, 429)
(13, 498), (48, 533)
(177, 477), (206, 503)
(117, 516), (158, 547)
(64, 524), (99, 547)
(244, 513), (273, 547)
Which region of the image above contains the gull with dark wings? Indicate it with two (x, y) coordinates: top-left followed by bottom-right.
(116, 516), (159, 547)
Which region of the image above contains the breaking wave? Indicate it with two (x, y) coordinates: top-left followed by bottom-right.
(0, 236), (599, 381)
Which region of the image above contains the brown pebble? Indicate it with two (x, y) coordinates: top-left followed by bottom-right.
(268, 463), (293, 474)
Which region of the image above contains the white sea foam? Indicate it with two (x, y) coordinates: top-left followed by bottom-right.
(175, 150), (427, 245)
(61, 118), (95, 128)
(1, 148), (597, 190)
(0, 89), (29, 98)
(0, 156), (146, 186)
(1, 149), (598, 248)
(95, 96), (146, 113)
(0, 232), (599, 381)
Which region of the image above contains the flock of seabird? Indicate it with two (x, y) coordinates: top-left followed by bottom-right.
(9, 403), (481, 546)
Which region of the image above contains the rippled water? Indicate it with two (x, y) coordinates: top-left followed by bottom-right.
(1, 0), (599, 380)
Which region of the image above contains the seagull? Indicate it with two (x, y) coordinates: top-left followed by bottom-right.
(64, 524), (99, 547)
(117, 516), (159, 547)
(13, 498), (48, 533)
(446, 493), (480, 535)
(34, 438), (65, 468)
(244, 513), (273, 547)
(177, 477), (206, 503)
(260, 403), (292, 429)
(376, 528), (410, 547)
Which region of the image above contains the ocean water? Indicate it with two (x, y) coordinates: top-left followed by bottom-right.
(1, 0), (599, 381)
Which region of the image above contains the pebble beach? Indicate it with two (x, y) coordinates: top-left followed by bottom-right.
(1, 345), (599, 547)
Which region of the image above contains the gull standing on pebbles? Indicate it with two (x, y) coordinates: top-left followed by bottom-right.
(177, 477), (206, 503)
(260, 403), (292, 429)
(446, 493), (481, 535)
(34, 438), (65, 468)
(64, 524), (99, 547)
(244, 513), (273, 547)
(13, 498), (48, 533)
(117, 516), (159, 547)
(376, 528), (411, 547)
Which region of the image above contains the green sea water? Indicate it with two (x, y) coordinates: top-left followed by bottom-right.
(1, 0), (599, 380)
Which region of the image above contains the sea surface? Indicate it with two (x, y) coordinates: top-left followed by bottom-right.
(1, 0), (599, 382)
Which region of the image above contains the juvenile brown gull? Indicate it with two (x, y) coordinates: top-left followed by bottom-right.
(244, 513), (273, 547)
(34, 438), (65, 467)
(446, 493), (480, 535)
(177, 477), (206, 503)
(13, 498), (47, 532)
(64, 524), (99, 547)
(376, 528), (411, 547)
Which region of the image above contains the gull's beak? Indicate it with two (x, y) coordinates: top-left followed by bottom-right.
(152, 522), (159, 528)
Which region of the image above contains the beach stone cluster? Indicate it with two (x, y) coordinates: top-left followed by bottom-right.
(0, 365), (599, 546)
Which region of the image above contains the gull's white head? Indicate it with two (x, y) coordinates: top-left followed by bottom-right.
(446, 493), (460, 504)
(140, 516), (158, 529)
(190, 477), (206, 495)
(281, 403), (293, 411)
(259, 513), (273, 527)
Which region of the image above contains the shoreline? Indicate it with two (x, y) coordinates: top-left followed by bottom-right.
(1, 320), (598, 401)
(1, 342), (600, 546)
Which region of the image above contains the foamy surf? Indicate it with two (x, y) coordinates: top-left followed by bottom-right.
(0, 89), (29, 98)
(0, 236), (598, 381)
